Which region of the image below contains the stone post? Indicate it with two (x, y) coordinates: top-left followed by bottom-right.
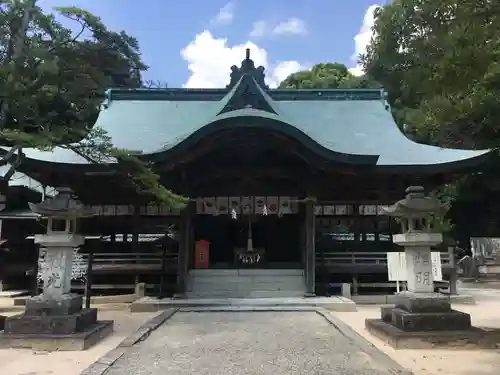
(0, 188), (113, 351)
(393, 233), (443, 294)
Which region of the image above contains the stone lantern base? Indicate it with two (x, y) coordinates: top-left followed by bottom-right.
(0, 294), (113, 351)
(365, 291), (499, 349)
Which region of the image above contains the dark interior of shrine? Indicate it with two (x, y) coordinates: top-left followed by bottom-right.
(194, 214), (302, 268)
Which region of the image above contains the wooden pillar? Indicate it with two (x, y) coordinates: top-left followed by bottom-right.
(132, 205), (140, 285)
(305, 198), (316, 296)
(448, 246), (458, 295)
(352, 275), (359, 295)
(159, 245), (168, 298)
(300, 218), (306, 267)
(84, 241), (94, 308)
(176, 203), (193, 296)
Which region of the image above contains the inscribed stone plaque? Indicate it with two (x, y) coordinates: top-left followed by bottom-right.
(43, 248), (73, 298)
(405, 248), (434, 293)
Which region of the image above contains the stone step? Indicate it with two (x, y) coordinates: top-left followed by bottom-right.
(189, 276), (304, 284)
(188, 278), (305, 287)
(189, 269), (304, 277)
(187, 269), (306, 298)
(186, 290), (306, 298)
(187, 285), (306, 293)
(188, 278), (305, 286)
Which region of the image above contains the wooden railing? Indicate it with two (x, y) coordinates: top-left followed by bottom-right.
(80, 252), (178, 273)
(317, 251), (452, 268)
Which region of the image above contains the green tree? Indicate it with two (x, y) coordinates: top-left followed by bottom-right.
(361, 0), (500, 242)
(362, 0), (500, 148)
(279, 63), (380, 89)
(0, 1), (186, 207)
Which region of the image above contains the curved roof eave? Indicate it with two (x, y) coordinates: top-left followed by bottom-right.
(0, 164), (57, 196)
(6, 146), (117, 167)
(144, 109), (380, 165)
(139, 108), (493, 172)
(10, 92), (494, 173)
(376, 147), (492, 173)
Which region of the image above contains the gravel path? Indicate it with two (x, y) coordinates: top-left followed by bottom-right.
(105, 311), (404, 375)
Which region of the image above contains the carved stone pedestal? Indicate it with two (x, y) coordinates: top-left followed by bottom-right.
(0, 272), (113, 351)
(0, 190), (113, 351)
(365, 290), (500, 349)
(1, 292), (112, 350)
(367, 186), (500, 349)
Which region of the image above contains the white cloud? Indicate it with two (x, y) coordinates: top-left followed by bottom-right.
(181, 31), (307, 88)
(272, 61), (306, 83)
(272, 18), (307, 35)
(349, 4), (380, 76)
(249, 18), (307, 38)
(250, 20), (267, 38)
(211, 2), (235, 25)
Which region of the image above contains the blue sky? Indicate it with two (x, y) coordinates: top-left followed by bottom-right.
(40, 0), (386, 88)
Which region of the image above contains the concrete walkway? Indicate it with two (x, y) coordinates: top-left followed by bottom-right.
(104, 310), (408, 375)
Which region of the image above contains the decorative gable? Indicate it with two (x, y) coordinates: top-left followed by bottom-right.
(219, 74), (277, 115)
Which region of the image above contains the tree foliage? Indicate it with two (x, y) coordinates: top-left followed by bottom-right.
(0, 1), (187, 208)
(361, 0), (500, 242)
(279, 63), (380, 89)
(362, 0), (500, 148)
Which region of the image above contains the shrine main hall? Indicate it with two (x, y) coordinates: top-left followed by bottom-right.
(0, 50), (490, 298)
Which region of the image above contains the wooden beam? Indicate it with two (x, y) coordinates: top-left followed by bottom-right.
(186, 166), (313, 188)
(305, 199), (316, 296)
(176, 202), (193, 296)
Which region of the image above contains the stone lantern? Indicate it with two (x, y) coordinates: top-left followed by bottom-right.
(364, 186), (485, 349)
(382, 185), (444, 293)
(0, 188), (113, 351)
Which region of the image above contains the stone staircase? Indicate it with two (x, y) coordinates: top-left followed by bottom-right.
(186, 269), (306, 298)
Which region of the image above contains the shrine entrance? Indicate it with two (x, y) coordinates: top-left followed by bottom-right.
(193, 212), (302, 269)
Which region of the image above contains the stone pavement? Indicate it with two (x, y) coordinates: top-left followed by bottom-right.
(104, 310), (409, 375)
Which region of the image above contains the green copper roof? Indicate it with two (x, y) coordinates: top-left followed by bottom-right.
(18, 50), (490, 170)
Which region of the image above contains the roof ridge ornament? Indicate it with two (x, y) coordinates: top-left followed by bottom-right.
(226, 48), (269, 89)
